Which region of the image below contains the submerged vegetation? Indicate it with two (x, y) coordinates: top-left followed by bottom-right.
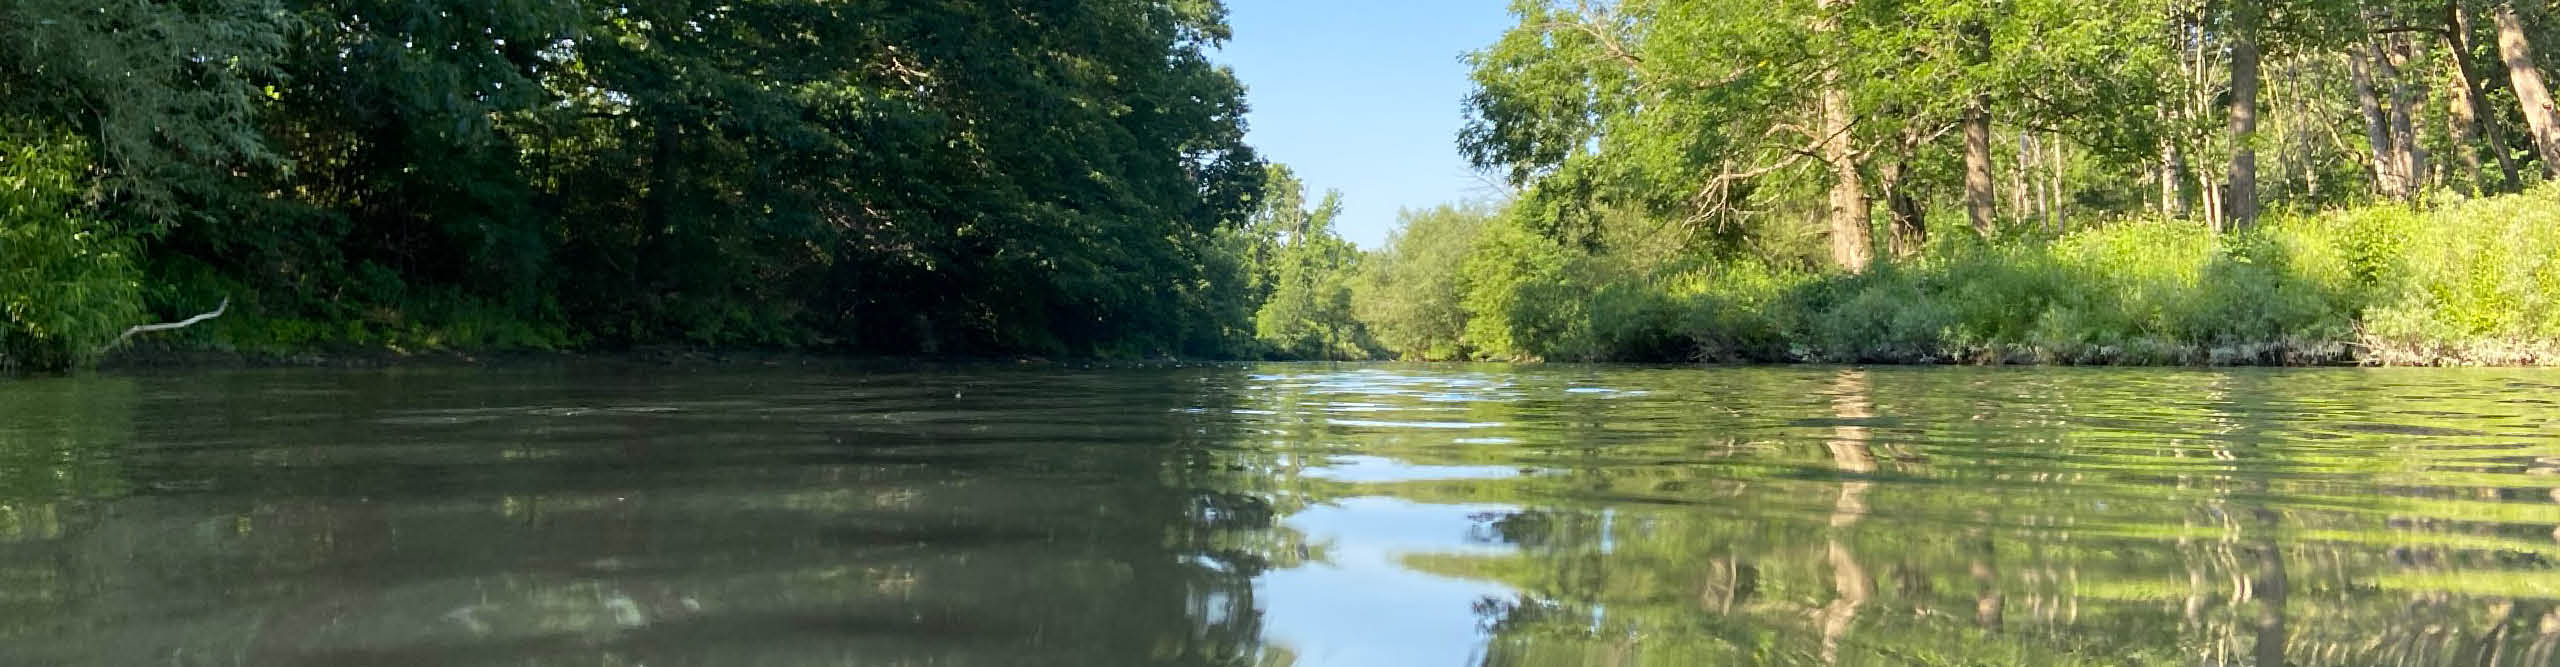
(4, 0), (2560, 369)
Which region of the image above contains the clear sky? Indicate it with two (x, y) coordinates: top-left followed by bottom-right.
(1214, 1), (1518, 249)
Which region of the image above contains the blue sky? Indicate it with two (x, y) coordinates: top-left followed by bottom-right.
(1215, 1), (1519, 248)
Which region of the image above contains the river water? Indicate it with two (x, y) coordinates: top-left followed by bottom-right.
(3, 364), (2558, 666)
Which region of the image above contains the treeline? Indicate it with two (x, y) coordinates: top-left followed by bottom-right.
(12, 1), (2560, 370)
(0, 0), (1275, 370)
(1269, 0), (2560, 364)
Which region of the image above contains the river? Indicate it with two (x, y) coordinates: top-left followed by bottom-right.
(2, 364), (2556, 665)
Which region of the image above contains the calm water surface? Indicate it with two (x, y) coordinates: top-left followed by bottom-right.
(5, 364), (2560, 665)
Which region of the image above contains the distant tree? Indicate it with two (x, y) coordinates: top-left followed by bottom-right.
(1354, 204), (1495, 360)
(1251, 169), (1375, 360)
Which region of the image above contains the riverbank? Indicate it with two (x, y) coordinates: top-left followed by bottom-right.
(92, 344), (1107, 373)
(58, 184), (2560, 372)
(1349, 185), (2560, 367)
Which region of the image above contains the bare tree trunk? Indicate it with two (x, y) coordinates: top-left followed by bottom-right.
(2295, 59), (2326, 201)
(1962, 20), (1998, 237)
(2022, 133), (2047, 222)
(2160, 138), (2180, 216)
(1816, 0), (1874, 272)
(2447, 51), (2493, 192)
(1964, 106), (1998, 236)
(2046, 133), (2066, 233)
(2354, 42), (2404, 196)
(2452, 0), (2524, 190)
(2013, 131), (2032, 217)
(2227, 9), (2264, 231)
(1880, 158), (1927, 257)
(2496, 1), (2560, 175)
(2199, 162), (2224, 231)
(2385, 34), (2432, 195)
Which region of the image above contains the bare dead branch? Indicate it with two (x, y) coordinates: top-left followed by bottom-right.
(105, 298), (229, 352)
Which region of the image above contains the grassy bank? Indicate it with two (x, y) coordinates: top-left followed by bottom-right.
(1376, 186), (2560, 366)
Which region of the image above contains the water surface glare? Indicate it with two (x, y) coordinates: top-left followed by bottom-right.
(4, 364), (2560, 665)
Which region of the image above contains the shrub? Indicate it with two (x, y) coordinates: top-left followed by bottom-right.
(1358, 184), (2560, 366)
(0, 125), (141, 371)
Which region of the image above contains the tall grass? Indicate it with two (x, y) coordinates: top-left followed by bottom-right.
(1440, 185), (2560, 366)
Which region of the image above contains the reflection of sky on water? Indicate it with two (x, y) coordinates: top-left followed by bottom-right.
(1300, 455), (1522, 483)
(1255, 497), (1518, 666)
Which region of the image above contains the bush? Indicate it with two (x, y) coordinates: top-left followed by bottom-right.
(2360, 187), (2560, 364)
(0, 125), (140, 371)
(1376, 184), (2560, 366)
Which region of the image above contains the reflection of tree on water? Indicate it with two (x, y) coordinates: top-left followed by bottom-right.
(1, 369), (1279, 666)
(1394, 368), (2560, 666)
(0, 376), (137, 648)
(1819, 370), (1874, 665)
(13, 366), (2560, 665)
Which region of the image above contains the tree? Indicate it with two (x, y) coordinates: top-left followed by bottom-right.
(1250, 172), (1373, 360)
(2227, 0), (2266, 229)
(1814, 0), (1877, 271)
(1355, 204), (1495, 360)
(2492, 1), (2560, 175)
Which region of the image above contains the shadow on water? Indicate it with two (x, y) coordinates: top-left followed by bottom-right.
(0, 368), (1276, 666)
(5, 364), (2560, 665)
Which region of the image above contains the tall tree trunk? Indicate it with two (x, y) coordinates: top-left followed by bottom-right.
(1962, 21), (1997, 237)
(2012, 132), (2031, 217)
(2447, 51), (2493, 192)
(1964, 106), (1997, 237)
(2452, 1), (2525, 191)
(2045, 133), (2065, 233)
(2495, 1), (2560, 175)
(2384, 34), (2432, 195)
(2227, 9), (2263, 231)
(2019, 133), (2041, 220)
(2161, 137), (2188, 218)
(1879, 158), (1927, 257)
(1815, 0), (1873, 272)
(2356, 40), (2409, 197)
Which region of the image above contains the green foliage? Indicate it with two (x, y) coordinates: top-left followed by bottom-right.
(2359, 186), (2560, 364)
(1459, 213), (1590, 361)
(0, 0), (289, 224)
(1246, 167), (1376, 360)
(0, 125), (141, 371)
(1354, 205), (1492, 360)
(4, 0), (1272, 364)
(1358, 186), (2560, 365)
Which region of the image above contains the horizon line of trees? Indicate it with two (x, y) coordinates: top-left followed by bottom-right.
(11, 0), (2560, 369)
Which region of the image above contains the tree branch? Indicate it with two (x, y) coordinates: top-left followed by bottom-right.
(2370, 24), (2449, 36)
(104, 298), (229, 351)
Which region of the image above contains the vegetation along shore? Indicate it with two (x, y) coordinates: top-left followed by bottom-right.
(5, 0), (2559, 370)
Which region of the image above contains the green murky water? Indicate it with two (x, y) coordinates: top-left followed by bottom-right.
(4, 365), (2560, 666)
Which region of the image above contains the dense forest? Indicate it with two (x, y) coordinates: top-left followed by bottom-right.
(4, 0), (2560, 370)
(0, 0), (1269, 369)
